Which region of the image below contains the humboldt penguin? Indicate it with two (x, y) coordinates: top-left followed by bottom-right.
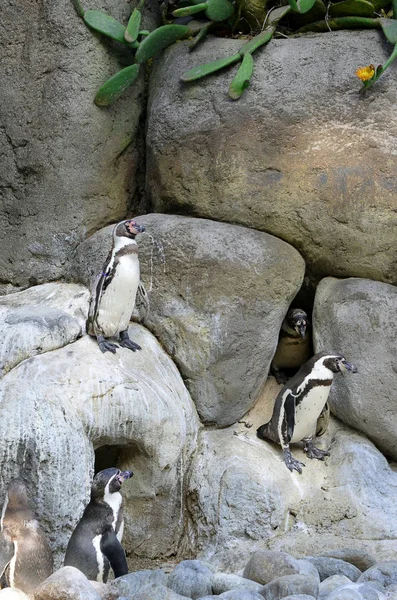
(271, 308), (311, 384)
(87, 219), (145, 354)
(0, 479), (53, 595)
(64, 468), (132, 583)
(257, 351), (357, 474)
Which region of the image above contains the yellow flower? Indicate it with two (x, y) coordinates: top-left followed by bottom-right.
(355, 64), (375, 82)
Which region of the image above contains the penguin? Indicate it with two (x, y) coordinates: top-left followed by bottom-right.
(271, 309), (311, 384)
(257, 351), (357, 474)
(87, 219), (145, 354)
(0, 479), (53, 595)
(64, 468), (132, 583)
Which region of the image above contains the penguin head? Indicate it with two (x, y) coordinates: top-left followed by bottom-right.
(322, 354), (358, 375)
(5, 479), (30, 511)
(91, 468), (133, 500)
(285, 308), (308, 338)
(114, 220), (145, 241)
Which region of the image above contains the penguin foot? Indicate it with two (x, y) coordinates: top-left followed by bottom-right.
(119, 330), (142, 352)
(271, 367), (289, 385)
(283, 449), (305, 474)
(303, 439), (330, 461)
(97, 336), (118, 354)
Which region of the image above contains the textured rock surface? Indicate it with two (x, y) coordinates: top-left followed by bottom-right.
(243, 550), (303, 585)
(326, 582), (387, 600)
(129, 584), (191, 600)
(0, 0), (148, 289)
(212, 573), (263, 595)
(0, 283), (88, 375)
(319, 575), (355, 600)
(320, 549), (376, 573)
(34, 566), (101, 600)
(182, 404), (397, 570)
(113, 570), (168, 597)
(147, 31), (397, 286)
(313, 277), (397, 459)
(0, 283), (199, 562)
(167, 560), (214, 599)
(261, 574), (319, 600)
(305, 557), (361, 581)
(358, 563), (397, 588)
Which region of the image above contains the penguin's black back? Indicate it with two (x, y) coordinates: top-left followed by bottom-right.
(64, 500), (115, 581)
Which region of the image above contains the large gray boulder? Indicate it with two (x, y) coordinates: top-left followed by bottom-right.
(313, 277), (397, 459)
(74, 213), (305, 426)
(0, 0), (150, 290)
(183, 401), (397, 570)
(147, 31), (397, 286)
(0, 283), (199, 562)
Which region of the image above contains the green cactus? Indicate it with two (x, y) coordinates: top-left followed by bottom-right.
(328, 0), (375, 17)
(83, 10), (139, 48)
(135, 24), (194, 63)
(125, 0), (145, 43)
(94, 64), (141, 106)
(72, 0), (397, 106)
(228, 52), (254, 100)
(180, 4), (291, 99)
(173, 0), (234, 22)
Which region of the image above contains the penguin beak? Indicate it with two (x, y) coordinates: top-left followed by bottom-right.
(129, 221), (145, 234)
(117, 470), (133, 484)
(341, 361), (358, 374)
(298, 323), (306, 338)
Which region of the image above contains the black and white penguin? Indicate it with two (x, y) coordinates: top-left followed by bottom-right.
(64, 468), (132, 583)
(257, 351), (357, 474)
(271, 309), (311, 384)
(87, 219), (145, 354)
(0, 479), (53, 595)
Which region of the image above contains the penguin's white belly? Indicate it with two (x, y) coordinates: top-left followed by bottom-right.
(290, 386), (330, 442)
(97, 255), (140, 337)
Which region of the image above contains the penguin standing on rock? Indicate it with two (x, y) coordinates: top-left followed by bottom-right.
(271, 308), (311, 384)
(64, 468), (132, 583)
(87, 219), (145, 354)
(0, 479), (53, 595)
(257, 352), (357, 474)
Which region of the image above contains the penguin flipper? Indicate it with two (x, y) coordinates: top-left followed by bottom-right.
(100, 528), (128, 578)
(131, 283), (150, 323)
(283, 393), (296, 444)
(316, 402), (330, 437)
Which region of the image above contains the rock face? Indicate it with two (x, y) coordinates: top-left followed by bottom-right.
(74, 213), (305, 426)
(146, 31), (397, 285)
(0, 283), (88, 376)
(33, 566), (101, 600)
(313, 277), (397, 460)
(0, 283), (199, 562)
(0, 0), (148, 290)
(182, 404), (397, 570)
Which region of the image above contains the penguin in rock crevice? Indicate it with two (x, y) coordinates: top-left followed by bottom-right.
(0, 479), (53, 595)
(271, 308), (311, 385)
(258, 351), (357, 474)
(87, 219), (146, 354)
(64, 468), (132, 583)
